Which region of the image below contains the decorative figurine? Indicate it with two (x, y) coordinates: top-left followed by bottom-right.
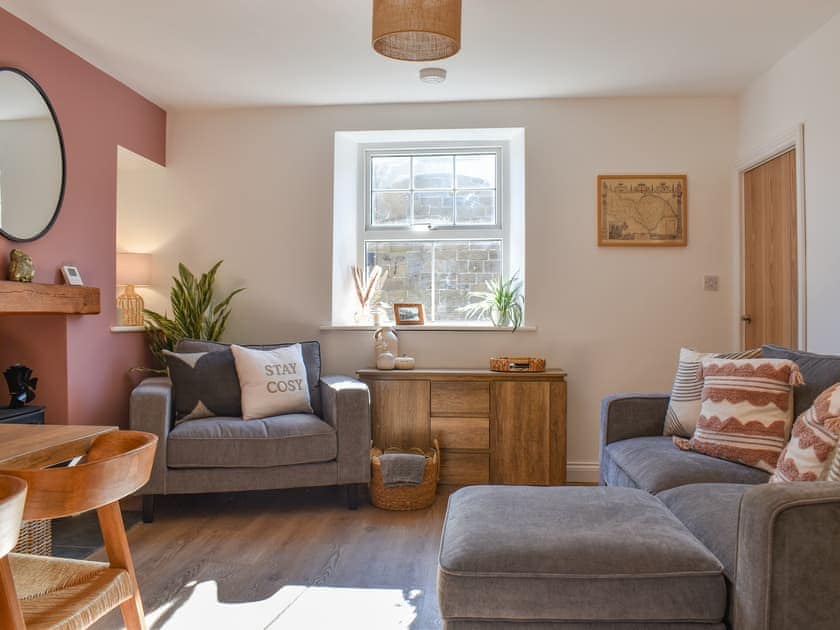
(374, 325), (399, 365)
(4, 364), (37, 408)
(376, 352), (396, 370)
(394, 355), (416, 370)
(8, 249), (35, 282)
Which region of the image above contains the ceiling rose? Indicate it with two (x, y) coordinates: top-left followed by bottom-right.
(372, 0), (462, 62)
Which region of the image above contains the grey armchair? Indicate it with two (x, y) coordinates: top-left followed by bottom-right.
(130, 342), (371, 522)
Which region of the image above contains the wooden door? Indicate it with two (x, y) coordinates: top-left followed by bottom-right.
(743, 149), (798, 348)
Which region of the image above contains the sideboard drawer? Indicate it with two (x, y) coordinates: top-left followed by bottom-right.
(431, 381), (489, 416)
(439, 452), (490, 485)
(431, 416), (489, 450)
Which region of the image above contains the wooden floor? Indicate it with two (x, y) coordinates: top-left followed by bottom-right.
(90, 487), (448, 630)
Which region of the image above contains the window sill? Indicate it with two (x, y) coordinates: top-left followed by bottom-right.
(321, 323), (537, 333)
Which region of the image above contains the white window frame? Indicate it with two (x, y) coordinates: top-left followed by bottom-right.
(358, 143), (511, 323)
(331, 128), (525, 328)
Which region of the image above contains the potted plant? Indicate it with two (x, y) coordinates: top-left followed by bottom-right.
(458, 272), (525, 332)
(143, 260), (244, 370)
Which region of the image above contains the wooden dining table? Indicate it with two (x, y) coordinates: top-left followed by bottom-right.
(0, 424), (116, 469)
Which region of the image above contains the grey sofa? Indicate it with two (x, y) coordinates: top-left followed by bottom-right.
(130, 339), (371, 522)
(438, 346), (840, 629)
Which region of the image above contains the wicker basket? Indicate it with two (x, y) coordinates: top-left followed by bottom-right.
(13, 519), (52, 556)
(370, 439), (440, 511)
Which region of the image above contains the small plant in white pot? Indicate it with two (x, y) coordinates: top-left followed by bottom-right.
(458, 272), (525, 331)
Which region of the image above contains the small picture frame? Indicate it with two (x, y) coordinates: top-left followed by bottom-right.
(393, 303), (425, 325)
(61, 265), (84, 286)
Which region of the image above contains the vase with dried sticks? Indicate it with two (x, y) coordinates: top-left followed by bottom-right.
(352, 265), (389, 324)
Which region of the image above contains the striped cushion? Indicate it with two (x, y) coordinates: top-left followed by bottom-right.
(676, 358), (803, 473)
(771, 383), (840, 483)
(664, 347), (762, 438)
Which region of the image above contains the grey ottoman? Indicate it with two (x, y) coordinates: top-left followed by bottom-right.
(438, 486), (726, 629)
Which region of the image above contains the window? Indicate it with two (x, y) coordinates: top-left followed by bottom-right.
(331, 128), (524, 327)
(363, 149), (505, 323)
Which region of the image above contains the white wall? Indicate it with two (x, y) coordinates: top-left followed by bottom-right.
(119, 96), (739, 479)
(739, 12), (840, 353)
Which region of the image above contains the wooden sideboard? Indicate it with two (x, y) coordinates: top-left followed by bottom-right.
(357, 368), (567, 487)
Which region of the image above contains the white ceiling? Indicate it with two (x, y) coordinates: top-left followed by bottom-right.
(2, 0), (839, 109)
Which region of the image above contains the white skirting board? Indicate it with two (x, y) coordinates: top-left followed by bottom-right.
(566, 461), (600, 484)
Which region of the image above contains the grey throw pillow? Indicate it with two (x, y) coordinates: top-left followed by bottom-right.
(164, 349), (242, 423)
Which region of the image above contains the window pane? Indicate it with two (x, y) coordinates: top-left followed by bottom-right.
(372, 192), (410, 226)
(456, 154), (495, 188)
(372, 156), (410, 190)
(413, 155), (453, 189)
(455, 190), (496, 225)
(413, 191), (454, 226)
(434, 240), (502, 322)
(366, 241), (432, 310)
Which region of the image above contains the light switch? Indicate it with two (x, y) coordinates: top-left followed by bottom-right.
(703, 275), (719, 292)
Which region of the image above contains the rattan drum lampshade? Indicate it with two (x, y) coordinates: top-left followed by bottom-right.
(372, 0), (462, 61)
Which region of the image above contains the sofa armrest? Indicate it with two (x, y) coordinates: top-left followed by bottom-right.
(600, 393), (669, 448)
(734, 482), (840, 630)
(320, 375), (371, 485)
(129, 377), (172, 494)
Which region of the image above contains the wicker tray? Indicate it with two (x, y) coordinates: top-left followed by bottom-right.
(370, 439), (439, 511)
(489, 356), (546, 372)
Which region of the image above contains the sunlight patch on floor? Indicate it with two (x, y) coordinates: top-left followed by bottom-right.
(144, 581), (421, 629)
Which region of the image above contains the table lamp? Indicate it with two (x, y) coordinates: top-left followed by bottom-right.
(116, 252), (151, 326)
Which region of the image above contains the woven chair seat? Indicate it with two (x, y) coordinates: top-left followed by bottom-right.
(9, 553), (134, 630)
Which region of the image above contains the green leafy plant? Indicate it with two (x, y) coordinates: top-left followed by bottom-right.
(144, 261), (244, 369)
(457, 272), (525, 332)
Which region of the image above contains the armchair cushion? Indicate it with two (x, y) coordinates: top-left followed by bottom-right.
(167, 413), (336, 468)
(603, 436), (769, 493)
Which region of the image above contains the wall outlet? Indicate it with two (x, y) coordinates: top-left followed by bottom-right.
(703, 275), (719, 292)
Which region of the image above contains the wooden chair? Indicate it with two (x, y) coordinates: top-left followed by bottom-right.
(0, 475), (28, 629)
(0, 430), (157, 630)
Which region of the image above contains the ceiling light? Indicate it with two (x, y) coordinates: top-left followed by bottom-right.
(419, 67), (447, 84)
(372, 0), (462, 62)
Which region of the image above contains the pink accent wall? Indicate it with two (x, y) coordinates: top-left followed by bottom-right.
(0, 8), (166, 425)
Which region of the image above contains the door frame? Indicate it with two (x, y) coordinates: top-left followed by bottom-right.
(736, 124), (807, 350)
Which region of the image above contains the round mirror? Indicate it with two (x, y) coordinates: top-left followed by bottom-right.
(0, 68), (65, 242)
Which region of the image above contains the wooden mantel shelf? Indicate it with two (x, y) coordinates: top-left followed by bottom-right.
(0, 280), (100, 315)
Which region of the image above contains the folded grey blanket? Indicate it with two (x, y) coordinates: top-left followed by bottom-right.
(379, 452), (427, 487)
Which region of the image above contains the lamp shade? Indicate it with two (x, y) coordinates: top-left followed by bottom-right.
(116, 252), (152, 287)
(372, 0), (461, 62)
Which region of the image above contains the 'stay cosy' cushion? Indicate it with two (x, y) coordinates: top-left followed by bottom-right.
(231, 344), (313, 420)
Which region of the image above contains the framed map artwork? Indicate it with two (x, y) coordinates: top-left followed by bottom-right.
(597, 174), (687, 246)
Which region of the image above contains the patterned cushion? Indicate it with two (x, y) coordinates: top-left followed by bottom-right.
(771, 383), (840, 483)
(676, 358), (803, 473)
(164, 349), (241, 423)
(664, 347), (762, 438)
(830, 448), (840, 482)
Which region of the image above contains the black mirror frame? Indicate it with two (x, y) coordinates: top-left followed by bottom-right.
(0, 66), (67, 243)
